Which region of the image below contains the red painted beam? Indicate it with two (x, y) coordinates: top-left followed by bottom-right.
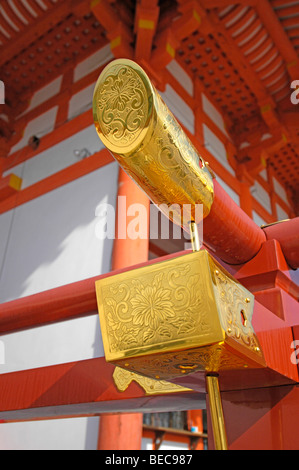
(203, 181), (266, 265)
(0, 357), (201, 422)
(263, 218), (299, 270)
(0, 250), (188, 335)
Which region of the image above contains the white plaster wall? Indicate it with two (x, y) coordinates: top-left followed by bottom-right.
(3, 125), (105, 189)
(202, 93), (229, 138)
(0, 162), (118, 301)
(203, 124), (235, 176)
(259, 168), (268, 181)
(0, 417), (100, 450)
(24, 76), (63, 114)
(10, 107), (58, 154)
(0, 314), (104, 374)
(273, 177), (288, 205)
(276, 203), (289, 221)
(160, 85), (195, 134)
(252, 210), (266, 227)
(0, 211), (14, 276)
(68, 83), (96, 120)
(166, 60), (194, 96)
(215, 173), (240, 206)
(251, 180), (272, 214)
(0, 162), (118, 450)
(74, 44), (113, 83)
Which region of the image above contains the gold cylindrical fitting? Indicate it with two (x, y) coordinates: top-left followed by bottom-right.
(93, 59), (214, 230)
(189, 221), (201, 252)
(206, 375), (228, 450)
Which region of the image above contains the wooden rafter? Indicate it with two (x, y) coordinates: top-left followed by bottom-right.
(91, 0), (134, 59)
(255, 0), (299, 79)
(0, 0), (86, 68)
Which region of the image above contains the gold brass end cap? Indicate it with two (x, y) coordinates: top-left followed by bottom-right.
(93, 58), (155, 154)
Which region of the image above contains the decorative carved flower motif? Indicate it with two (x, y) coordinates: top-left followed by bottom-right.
(130, 284), (175, 330)
(104, 76), (136, 112)
(103, 265), (207, 353)
(97, 65), (147, 146)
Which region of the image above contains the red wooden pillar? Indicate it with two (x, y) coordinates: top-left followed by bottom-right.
(97, 168), (150, 450)
(187, 410), (204, 450)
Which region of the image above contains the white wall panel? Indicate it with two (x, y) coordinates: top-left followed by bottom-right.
(252, 211), (266, 227)
(259, 168), (268, 181)
(0, 314), (104, 374)
(0, 163), (118, 450)
(276, 204), (289, 221)
(215, 174), (240, 206)
(0, 210), (13, 275)
(273, 177), (288, 205)
(3, 125), (105, 189)
(251, 180), (272, 214)
(68, 83), (96, 120)
(203, 124), (235, 175)
(74, 44), (113, 83)
(202, 93), (228, 137)
(10, 107), (58, 154)
(0, 417), (100, 450)
(0, 162), (118, 302)
(26, 76), (63, 113)
(166, 60), (194, 96)
(160, 85), (195, 134)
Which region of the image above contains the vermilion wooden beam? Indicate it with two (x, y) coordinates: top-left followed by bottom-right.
(263, 218), (299, 270)
(91, 0), (134, 59)
(237, 131), (288, 176)
(150, 0), (209, 70)
(134, 1), (160, 61)
(207, 7), (276, 108)
(0, 357), (202, 422)
(0, 250), (186, 335)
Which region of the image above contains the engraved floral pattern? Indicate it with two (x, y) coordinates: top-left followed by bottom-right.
(97, 65), (147, 146)
(130, 281), (175, 330)
(212, 261), (263, 358)
(117, 344), (253, 381)
(104, 76), (136, 111)
(100, 261), (208, 354)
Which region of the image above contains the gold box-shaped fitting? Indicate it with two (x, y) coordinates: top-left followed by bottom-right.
(96, 251), (265, 381)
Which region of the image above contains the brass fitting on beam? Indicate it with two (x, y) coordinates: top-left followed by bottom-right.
(93, 59), (214, 231)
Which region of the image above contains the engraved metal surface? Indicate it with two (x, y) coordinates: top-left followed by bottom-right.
(93, 59), (214, 230)
(96, 251), (265, 380)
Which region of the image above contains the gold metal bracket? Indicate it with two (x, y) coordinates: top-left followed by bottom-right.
(113, 366), (191, 395)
